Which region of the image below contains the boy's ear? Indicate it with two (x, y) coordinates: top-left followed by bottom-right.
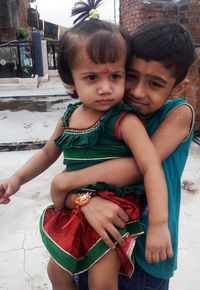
(171, 78), (189, 98)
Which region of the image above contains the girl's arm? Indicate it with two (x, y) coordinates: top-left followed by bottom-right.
(0, 119), (63, 204)
(118, 113), (173, 263)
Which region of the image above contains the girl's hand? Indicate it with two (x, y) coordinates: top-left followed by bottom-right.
(145, 223), (173, 264)
(0, 175), (21, 204)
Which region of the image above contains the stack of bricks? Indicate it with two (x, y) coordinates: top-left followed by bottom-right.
(120, 0), (200, 132)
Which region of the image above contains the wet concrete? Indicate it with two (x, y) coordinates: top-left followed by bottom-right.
(0, 95), (70, 112)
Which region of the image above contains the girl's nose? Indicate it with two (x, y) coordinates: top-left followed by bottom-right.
(98, 80), (112, 95)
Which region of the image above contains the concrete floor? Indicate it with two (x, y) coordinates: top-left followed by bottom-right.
(0, 143), (199, 290)
(0, 87), (200, 290)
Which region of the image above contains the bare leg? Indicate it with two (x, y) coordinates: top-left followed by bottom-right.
(47, 258), (77, 290)
(88, 249), (121, 290)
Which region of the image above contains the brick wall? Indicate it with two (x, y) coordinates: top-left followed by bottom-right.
(120, 0), (200, 131)
(0, 0), (30, 42)
(186, 48), (200, 131)
(18, 0), (30, 28)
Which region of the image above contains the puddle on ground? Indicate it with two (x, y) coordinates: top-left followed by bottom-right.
(0, 96), (70, 112)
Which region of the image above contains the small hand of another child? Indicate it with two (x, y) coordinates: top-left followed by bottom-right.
(145, 223), (173, 264)
(0, 175), (21, 205)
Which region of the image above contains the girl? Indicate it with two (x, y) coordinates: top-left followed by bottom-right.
(0, 1), (172, 290)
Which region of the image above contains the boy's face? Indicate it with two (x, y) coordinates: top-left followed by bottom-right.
(125, 57), (180, 116)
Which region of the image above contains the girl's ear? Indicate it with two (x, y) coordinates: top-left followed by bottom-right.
(66, 84), (79, 98)
(66, 84), (75, 93)
(171, 78), (189, 98)
(66, 84), (75, 96)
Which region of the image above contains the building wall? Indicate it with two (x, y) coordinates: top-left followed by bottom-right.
(18, 0), (30, 28)
(120, 0), (200, 131)
(0, 0), (30, 42)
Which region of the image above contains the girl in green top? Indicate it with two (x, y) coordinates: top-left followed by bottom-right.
(0, 1), (172, 290)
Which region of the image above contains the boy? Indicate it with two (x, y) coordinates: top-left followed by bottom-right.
(50, 19), (195, 290)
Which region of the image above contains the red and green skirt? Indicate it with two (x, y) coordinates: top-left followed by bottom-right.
(39, 190), (144, 277)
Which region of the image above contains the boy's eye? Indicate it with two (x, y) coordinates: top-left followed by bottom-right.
(149, 80), (164, 88)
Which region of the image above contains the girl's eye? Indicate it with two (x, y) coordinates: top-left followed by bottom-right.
(110, 74), (122, 80)
(86, 75), (98, 81)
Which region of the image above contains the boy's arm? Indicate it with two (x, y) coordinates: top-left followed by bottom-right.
(0, 120), (63, 204)
(51, 157), (140, 194)
(53, 105), (193, 247)
(52, 104), (193, 193)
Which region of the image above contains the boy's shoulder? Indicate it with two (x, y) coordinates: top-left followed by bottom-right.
(161, 98), (194, 123)
(155, 98), (193, 123)
(160, 98), (190, 114)
(145, 98), (194, 138)
(158, 98), (194, 142)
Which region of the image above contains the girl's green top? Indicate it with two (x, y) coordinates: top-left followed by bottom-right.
(55, 102), (144, 196)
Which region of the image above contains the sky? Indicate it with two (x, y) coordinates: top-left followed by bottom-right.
(31, 0), (119, 28)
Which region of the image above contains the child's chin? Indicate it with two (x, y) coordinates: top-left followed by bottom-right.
(124, 98), (132, 106)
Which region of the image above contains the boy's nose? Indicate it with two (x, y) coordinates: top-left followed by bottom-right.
(130, 82), (146, 98)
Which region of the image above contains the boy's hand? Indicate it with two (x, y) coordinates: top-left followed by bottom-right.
(0, 175), (21, 204)
(81, 196), (129, 249)
(145, 223), (173, 264)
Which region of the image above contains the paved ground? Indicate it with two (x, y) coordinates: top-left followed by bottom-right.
(0, 74), (66, 98)
(0, 77), (200, 290)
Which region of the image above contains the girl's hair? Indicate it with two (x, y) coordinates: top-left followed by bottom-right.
(57, 0), (129, 98)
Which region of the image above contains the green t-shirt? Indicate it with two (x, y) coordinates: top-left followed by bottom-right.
(134, 98), (195, 279)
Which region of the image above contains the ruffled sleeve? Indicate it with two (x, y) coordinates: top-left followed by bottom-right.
(61, 102), (81, 127)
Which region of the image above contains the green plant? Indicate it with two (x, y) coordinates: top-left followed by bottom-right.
(16, 27), (29, 40)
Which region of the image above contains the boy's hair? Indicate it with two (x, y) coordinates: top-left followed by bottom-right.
(130, 19), (195, 85)
(58, 0), (129, 98)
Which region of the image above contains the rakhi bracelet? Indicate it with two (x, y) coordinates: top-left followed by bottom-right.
(73, 189), (96, 208)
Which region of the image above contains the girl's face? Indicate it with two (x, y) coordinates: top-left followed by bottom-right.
(71, 50), (126, 113)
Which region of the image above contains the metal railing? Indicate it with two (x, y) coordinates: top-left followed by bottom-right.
(47, 41), (59, 70)
(0, 40), (35, 78)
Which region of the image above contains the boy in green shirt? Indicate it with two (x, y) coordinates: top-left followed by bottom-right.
(50, 19), (195, 290)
